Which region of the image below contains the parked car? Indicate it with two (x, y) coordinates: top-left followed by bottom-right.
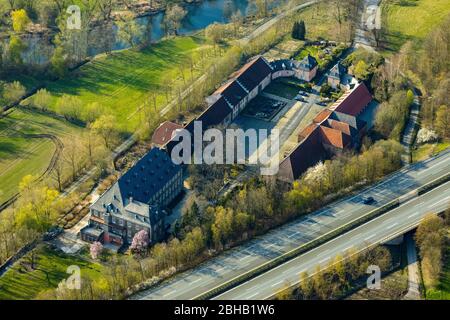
(43, 226), (63, 241)
(363, 196), (375, 205)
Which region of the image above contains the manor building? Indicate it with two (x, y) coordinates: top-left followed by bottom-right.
(81, 148), (183, 249)
(278, 82), (373, 182)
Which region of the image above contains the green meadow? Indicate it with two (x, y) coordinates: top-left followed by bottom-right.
(381, 0), (450, 52)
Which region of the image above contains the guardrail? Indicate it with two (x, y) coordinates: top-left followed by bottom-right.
(193, 171), (450, 300)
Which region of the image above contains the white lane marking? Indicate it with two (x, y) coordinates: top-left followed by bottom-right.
(191, 278), (202, 284)
(271, 280), (284, 287)
(432, 196), (450, 207)
(342, 246), (353, 253)
(364, 233), (377, 241)
(163, 290), (176, 297)
(246, 291), (261, 299)
(408, 211), (421, 219)
(386, 222), (398, 230)
(319, 257), (329, 264)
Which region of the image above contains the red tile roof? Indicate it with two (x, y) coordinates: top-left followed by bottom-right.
(326, 119), (351, 136)
(329, 82), (372, 116)
(313, 110), (333, 124)
(298, 123), (319, 142)
(319, 126), (351, 149)
(152, 121), (183, 146)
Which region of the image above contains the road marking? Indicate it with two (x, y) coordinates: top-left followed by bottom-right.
(386, 222), (398, 230)
(246, 291), (261, 299)
(319, 257), (329, 264)
(408, 212), (421, 219)
(163, 290), (176, 297)
(191, 278), (202, 284)
(364, 233), (377, 241)
(342, 246), (353, 253)
(271, 280), (284, 287)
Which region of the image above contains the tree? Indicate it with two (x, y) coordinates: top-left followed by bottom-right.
(91, 114), (119, 150)
(354, 60), (369, 80)
(164, 5), (186, 35)
(292, 21), (305, 40)
(435, 105), (450, 138)
(11, 9), (31, 32)
(116, 14), (146, 48)
(8, 35), (26, 65)
(416, 128), (439, 144)
(15, 176), (60, 233)
(231, 10), (243, 36)
(211, 206), (234, 249)
(90, 241), (103, 260)
(415, 213), (445, 287)
(32, 89), (52, 111)
(55, 94), (82, 120)
(50, 46), (67, 78)
(299, 271), (314, 299)
(2, 81), (25, 103)
(130, 230), (150, 256)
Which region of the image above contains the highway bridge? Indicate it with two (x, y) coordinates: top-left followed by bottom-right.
(132, 149), (450, 300)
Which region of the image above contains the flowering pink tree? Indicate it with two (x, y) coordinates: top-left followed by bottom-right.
(130, 230), (149, 256)
(90, 241), (103, 260)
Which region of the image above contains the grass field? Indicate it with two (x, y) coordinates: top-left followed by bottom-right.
(0, 244), (104, 300)
(0, 108), (86, 204)
(381, 0), (450, 52)
(412, 139), (450, 163)
(33, 36), (213, 134)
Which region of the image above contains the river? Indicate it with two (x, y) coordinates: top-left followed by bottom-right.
(16, 0), (286, 66)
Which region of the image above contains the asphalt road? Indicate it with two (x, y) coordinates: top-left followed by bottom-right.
(132, 149), (450, 300)
(215, 180), (450, 300)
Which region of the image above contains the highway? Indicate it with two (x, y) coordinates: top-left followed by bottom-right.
(131, 149), (450, 300)
(215, 180), (450, 300)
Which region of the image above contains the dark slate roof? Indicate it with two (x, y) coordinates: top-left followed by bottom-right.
(214, 80), (248, 107)
(330, 82), (372, 116)
(328, 63), (346, 80)
(270, 59), (295, 72)
(118, 147), (181, 204)
(197, 96), (232, 129)
(278, 127), (326, 182)
(298, 54), (318, 71)
(235, 56), (273, 92)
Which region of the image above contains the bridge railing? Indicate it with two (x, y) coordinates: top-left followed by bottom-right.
(193, 172), (450, 300)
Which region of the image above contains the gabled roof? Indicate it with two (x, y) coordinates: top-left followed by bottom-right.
(319, 126), (352, 149)
(298, 123), (319, 142)
(279, 128), (326, 182)
(234, 56), (273, 92)
(298, 54), (318, 71)
(117, 148), (181, 205)
(329, 82), (372, 116)
(214, 80), (248, 107)
(270, 59), (295, 72)
(313, 109), (333, 124)
(328, 62), (346, 80)
(197, 96), (232, 129)
(325, 119), (353, 136)
(152, 121), (183, 146)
